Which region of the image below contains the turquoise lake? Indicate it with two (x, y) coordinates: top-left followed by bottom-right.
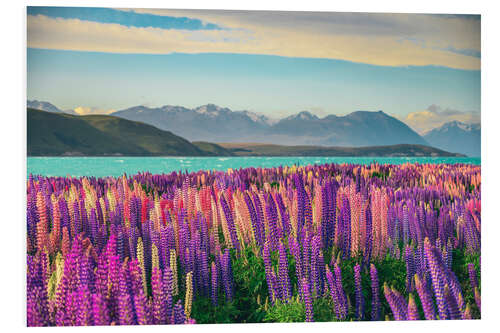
(27, 156), (481, 178)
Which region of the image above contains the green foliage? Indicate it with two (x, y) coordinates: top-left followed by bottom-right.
(452, 249), (481, 318)
(192, 297), (240, 324)
(263, 297), (338, 323)
(229, 247), (268, 323)
(189, 245), (480, 323)
(263, 298), (306, 322)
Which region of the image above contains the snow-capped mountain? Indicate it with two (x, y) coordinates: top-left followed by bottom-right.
(27, 100), (64, 113)
(112, 105), (428, 147)
(424, 121), (480, 157)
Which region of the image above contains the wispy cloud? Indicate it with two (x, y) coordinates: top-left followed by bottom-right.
(442, 46), (481, 58)
(400, 104), (480, 134)
(28, 7), (223, 30)
(27, 9), (481, 70)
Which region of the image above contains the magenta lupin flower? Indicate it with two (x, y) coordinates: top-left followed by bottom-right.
(133, 290), (149, 325)
(151, 266), (166, 324)
(117, 267), (134, 325)
(91, 293), (109, 326)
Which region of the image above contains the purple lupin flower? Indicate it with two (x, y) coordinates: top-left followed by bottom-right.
(467, 263), (478, 290)
(310, 236), (321, 297)
(407, 293), (419, 320)
(444, 285), (461, 320)
(265, 193), (280, 250)
(221, 249), (233, 301)
(199, 250), (209, 297)
(370, 263), (380, 321)
(333, 263), (348, 319)
(364, 205), (373, 266)
(383, 284), (407, 321)
(414, 274), (436, 320)
(289, 238), (303, 286)
(301, 277), (314, 322)
(173, 300), (186, 324)
(326, 265), (343, 320)
(263, 241), (276, 303)
(405, 245), (416, 292)
(244, 192), (263, 247)
(211, 261), (218, 306)
(424, 237), (448, 319)
(275, 193), (291, 239)
(252, 192), (266, 245)
(354, 264), (364, 320)
(278, 242), (291, 301)
(220, 194), (240, 251)
(341, 196), (351, 260)
(474, 287), (481, 313)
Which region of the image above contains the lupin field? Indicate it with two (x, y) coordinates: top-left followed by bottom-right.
(26, 162), (481, 326)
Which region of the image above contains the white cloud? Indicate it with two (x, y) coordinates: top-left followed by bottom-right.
(400, 104), (480, 134)
(73, 106), (115, 115)
(27, 10), (480, 70)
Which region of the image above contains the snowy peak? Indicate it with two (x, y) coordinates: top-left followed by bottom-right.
(424, 121), (481, 157)
(27, 100), (63, 113)
(285, 110), (319, 121)
(238, 110), (276, 125)
(437, 120), (480, 132)
(194, 104), (231, 116)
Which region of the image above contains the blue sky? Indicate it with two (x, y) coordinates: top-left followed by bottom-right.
(27, 7), (481, 132)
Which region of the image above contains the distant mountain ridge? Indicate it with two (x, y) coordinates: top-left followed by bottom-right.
(112, 104), (429, 147)
(424, 121), (480, 157)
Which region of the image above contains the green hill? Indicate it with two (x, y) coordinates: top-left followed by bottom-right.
(219, 143), (465, 157)
(192, 141), (234, 156)
(27, 108), (211, 156)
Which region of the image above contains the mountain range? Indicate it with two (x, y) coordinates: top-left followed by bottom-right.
(112, 104), (428, 147)
(424, 121), (481, 157)
(27, 100), (480, 156)
(27, 108), (464, 157)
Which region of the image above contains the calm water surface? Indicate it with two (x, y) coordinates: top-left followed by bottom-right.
(27, 156), (481, 178)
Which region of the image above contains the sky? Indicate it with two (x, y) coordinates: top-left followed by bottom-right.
(26, 7), (481, 133)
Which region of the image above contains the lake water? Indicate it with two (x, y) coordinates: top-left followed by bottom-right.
(27, 156), (481, 178)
